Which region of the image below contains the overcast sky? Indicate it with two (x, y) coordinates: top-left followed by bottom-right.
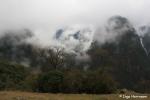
(0, 0), (150, 45)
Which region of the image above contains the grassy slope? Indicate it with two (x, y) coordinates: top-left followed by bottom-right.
(0, 91), (149, 100)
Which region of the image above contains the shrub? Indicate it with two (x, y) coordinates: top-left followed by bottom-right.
(37, 70), (64, 93)
(0, 61), (28, 90)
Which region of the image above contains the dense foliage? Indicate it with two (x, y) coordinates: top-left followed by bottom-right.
(0, 61), (28, 90)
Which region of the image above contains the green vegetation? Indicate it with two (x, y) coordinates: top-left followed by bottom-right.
(0, 61), (28, 90)
(0, 62), (117, 93)
(0, 16), (150, 94)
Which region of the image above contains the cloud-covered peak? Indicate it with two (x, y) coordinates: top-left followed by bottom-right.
(53, 25), (94, 53)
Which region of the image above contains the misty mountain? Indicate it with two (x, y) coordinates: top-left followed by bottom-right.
(1, 0), (150, 94)
(0, 16), (150, 70)
(88, 16), (150, 90)
(0, 29), (35, 66)
(0, 16), (150, 92)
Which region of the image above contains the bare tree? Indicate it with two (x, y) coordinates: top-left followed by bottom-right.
(47, 47), (64, 69)
(37, 47), (64, 70)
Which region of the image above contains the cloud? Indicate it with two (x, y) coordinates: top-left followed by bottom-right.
(0, 0), (150, 48)
(53, 25), (94, 53)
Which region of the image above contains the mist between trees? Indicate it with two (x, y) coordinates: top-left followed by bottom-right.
(0, 16), (150, 93)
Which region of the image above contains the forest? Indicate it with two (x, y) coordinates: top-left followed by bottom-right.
(0, 16), (150, 94)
